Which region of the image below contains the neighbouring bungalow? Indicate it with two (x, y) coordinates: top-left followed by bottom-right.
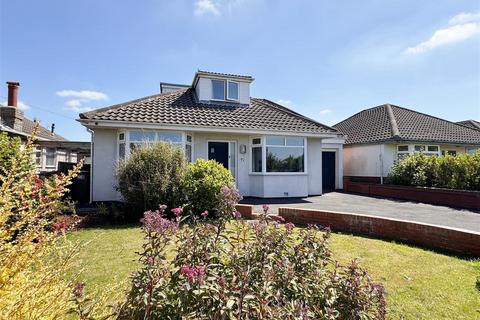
(457, 119), (480, 131)
(333, 104), (480, 181)
(0, 81), (90, 173)
(78, 70), (344, 202)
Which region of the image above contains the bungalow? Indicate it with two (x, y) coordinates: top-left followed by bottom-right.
(0, 81), (90, 173)
(78, 70), (344, 202)
(333, 104), (480, 181)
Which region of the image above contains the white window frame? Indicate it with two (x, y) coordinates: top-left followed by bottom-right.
(45, 147), (57, 168)
(250, 135), (308, 175)
(226, 80), (239, 101)
(396, 145), (410, 161)
(117, 129), (191, 162)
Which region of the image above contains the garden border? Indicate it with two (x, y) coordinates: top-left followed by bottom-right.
(343, 176), (480, 210)
(278, 207), (480, 256)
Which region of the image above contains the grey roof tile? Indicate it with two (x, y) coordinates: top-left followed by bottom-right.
(457, 120), (480, 131)
(79, 88), (337, 135)
(334, 104), (480, 145)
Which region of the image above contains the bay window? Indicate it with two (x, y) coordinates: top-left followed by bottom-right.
(251, 136), (306, 173)
(118, 130), (192, 161)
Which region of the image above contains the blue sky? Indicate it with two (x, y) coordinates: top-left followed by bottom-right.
(1, 0), (479, 141)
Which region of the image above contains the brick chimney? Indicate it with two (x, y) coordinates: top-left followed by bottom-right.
(1, 81), (24, 131)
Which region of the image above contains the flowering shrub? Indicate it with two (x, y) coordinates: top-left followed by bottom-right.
(117, 142), (187, 218)
(183, 159), (236, 218)
(387, 153), (480, 190)
(0, 130), (85, 319)
(118, 207), (386, 319)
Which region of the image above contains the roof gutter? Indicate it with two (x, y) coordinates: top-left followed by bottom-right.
(76, 118), (342, 139)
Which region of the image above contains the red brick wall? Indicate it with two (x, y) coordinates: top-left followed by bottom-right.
(235, 204), (254, 219)
(279, 207), (480, 256)
(343, 177), (480, 210)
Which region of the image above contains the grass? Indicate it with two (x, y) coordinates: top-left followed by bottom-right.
(68, 225), (480, 319)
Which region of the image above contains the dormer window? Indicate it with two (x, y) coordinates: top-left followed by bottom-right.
(227, 81), (239, 100)
(212, 79), (225, 100)
(211, 79), (239, 101)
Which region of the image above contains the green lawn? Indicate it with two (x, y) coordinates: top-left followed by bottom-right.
(68, 225), (480, 319)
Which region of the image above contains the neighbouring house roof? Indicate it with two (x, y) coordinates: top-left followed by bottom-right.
(22, 118), (66, 141)
(0, 103), (66, 141)
(457, 120), (480, 131)
(333, 104), (480, 145)
(79, 88), (338, 135)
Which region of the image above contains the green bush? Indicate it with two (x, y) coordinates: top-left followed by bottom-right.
(117, 142), (187, 217)
(387, 152), (480, 191)
(183, 159), (235, 217)
(0, 132), (33, 176)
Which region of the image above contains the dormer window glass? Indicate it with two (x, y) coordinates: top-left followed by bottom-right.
(227, 81), (239, 101)
(212, 79), (225, 100)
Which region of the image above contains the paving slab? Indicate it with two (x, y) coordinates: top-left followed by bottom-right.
(240, 192), (480, 232)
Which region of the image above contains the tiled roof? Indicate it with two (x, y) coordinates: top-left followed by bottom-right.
(22, 118), (66, 141)
(195, 70), (254, 81)
(79, 88), (337, 135)
(333, 104), (480, 145)
(457, 120), (480, 131)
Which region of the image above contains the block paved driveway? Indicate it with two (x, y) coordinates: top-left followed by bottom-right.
(240, 192), (480, 233)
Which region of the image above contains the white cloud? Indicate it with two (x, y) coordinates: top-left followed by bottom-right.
(56, 89), (108, 101)
(319, 109), (332, 115)
(449, 12), (480, 25)
(56, 89), (107, 113)
(2, 100), (30, 110)
(276, 99), (294, 107)
(405, 12), (480, 55)
(194, 0), (220, 16)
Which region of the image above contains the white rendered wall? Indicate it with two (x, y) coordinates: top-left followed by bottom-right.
(91, 129), (119, 202)
(307, 138), (322, 195)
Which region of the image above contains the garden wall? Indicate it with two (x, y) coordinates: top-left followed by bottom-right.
(279, 207), (480, 256)
(343, 176), (480, 210)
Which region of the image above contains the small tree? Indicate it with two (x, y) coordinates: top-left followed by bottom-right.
(117, 142), (187, 218)
(0, 130), (83, 319)
(183, 159), (235, 218)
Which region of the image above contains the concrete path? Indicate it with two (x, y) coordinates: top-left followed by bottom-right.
(240, 192), (480, 232)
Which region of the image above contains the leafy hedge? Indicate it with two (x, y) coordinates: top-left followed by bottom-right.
(387, 153), (480, 191)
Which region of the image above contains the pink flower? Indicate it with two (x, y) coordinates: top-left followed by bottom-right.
(201, 210), (209, 218)
(262, 204), (269, 213)
(179, 265), (205, 285)
(141, 210), (178, 234)
(234, 211), (242, 219)
(271, 215), (285, 223)
(171, 207), (183, 217)
(146, 256), (155, 266)
(285, 222), (295, 231)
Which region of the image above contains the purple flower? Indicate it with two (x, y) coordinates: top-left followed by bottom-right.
(262, 204), (269, 213)
(146, 256), (155, 266)
(180, 265), (205, 285)
(171, 207), (183, 217)
(201, 210), (209, 218)
(285, 222), (295, 231)
(141, 210), (178, 234)
(73, 282), (85, 298)
(234, 211), (242, 219)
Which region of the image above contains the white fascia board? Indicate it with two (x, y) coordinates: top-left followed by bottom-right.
(77, 119), (341, 139)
